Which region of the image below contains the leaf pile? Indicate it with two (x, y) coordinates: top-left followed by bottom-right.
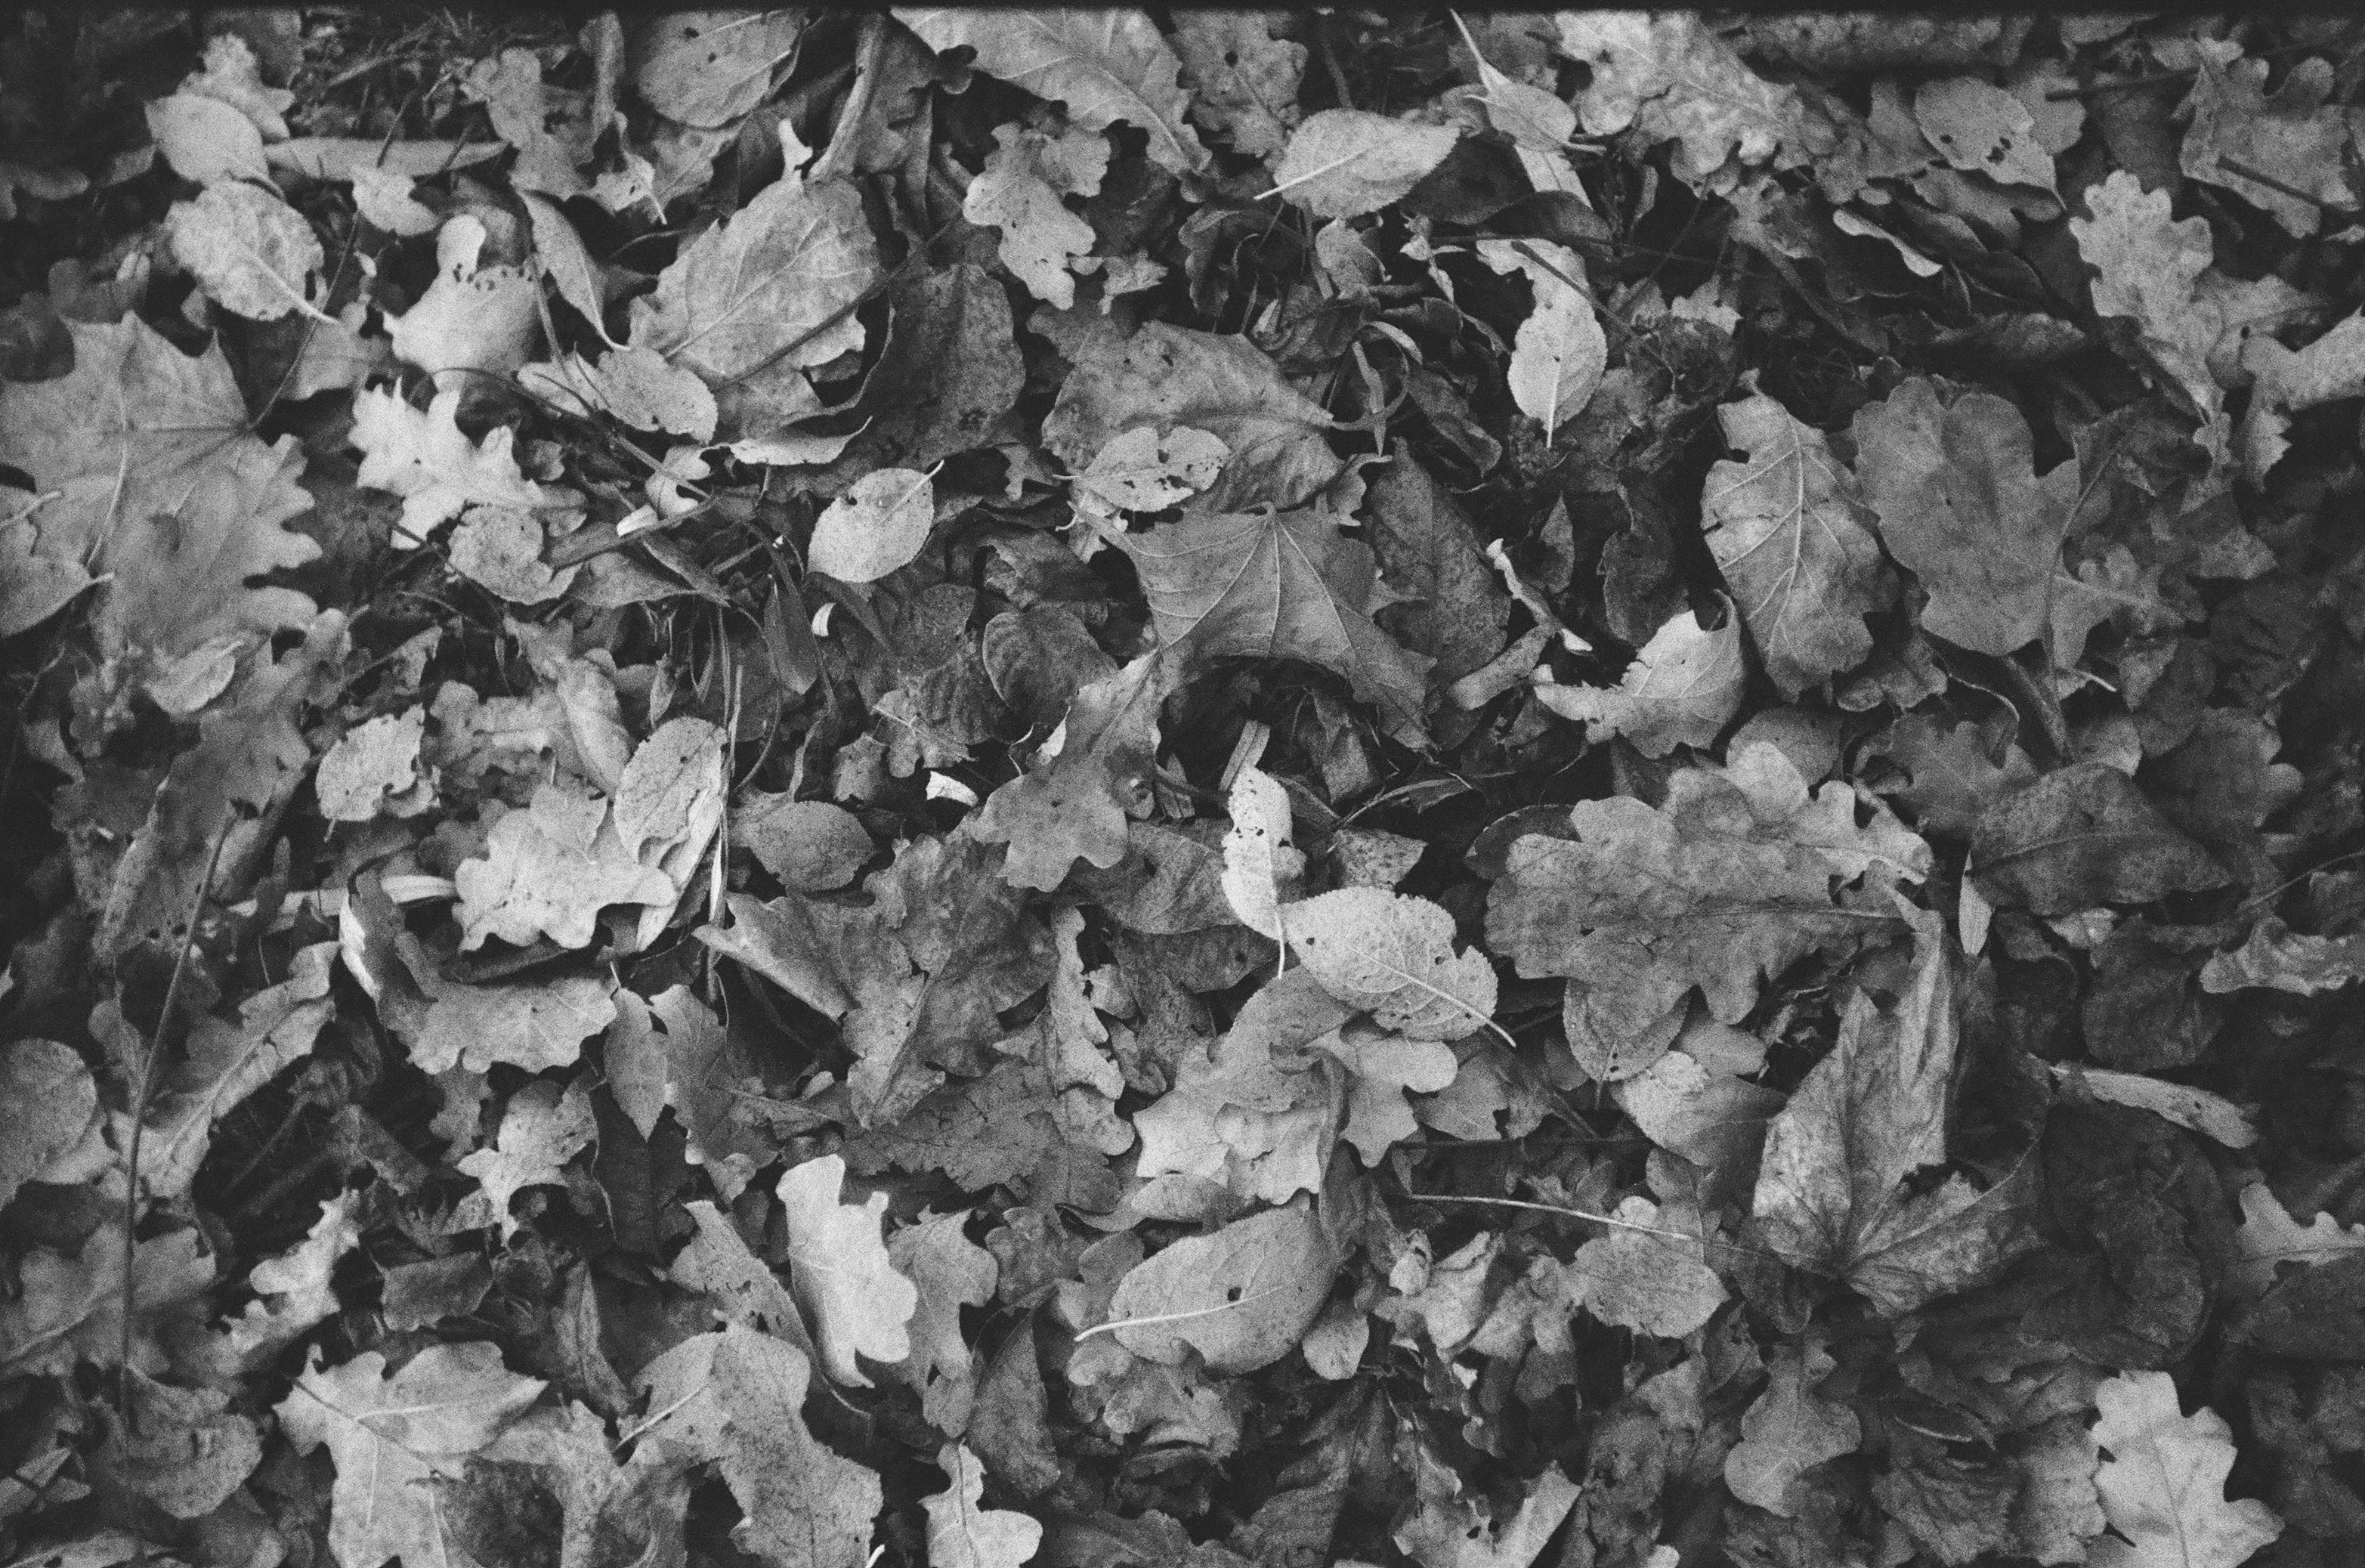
(5, 9), (2364, 1568)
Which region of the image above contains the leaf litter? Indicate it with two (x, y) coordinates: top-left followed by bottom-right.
(4, 9), (2363, 1568)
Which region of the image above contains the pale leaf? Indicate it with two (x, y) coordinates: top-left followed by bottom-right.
(166, 181), (329, 323)
(778, 1152), (918, 1386)
(899, 9), (1207, 175)
(1272, 109), (1459, 220)
(1220, 763), (1303, 941)
(456, 1076), (597, 1239)
(1282, 886), (1498, 1041)
(351, 385), (549, 546)
(1107, 1199), (1334, 1373)
(2088, 1370), (2281, 1568)
(964, 122), (1109, 309)
(2231, 1179), (2365, 1300)
(386, 215), (542, 379)
(808, 466), (935, 582)
(926, 1443), (1041, 1568)
(1535, 596), (1743, 756)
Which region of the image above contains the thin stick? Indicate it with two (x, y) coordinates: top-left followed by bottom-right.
(2215, 154), (2335, 212)
(118, 808), (236, 1412)
(1401, 1189), (1810, 1272)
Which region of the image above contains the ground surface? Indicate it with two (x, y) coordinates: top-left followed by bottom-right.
(3, 10), (2365, 1568)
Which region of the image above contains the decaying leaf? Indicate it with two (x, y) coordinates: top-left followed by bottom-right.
(2088, 1370), (2282, 1568)
(1535, 596), (1744, 756)
(778, 1152), (920, 1386)
(1106, 1199), (1334, 1372)
(899, 10), (1208, 175)
(965, 122), (1109, 310)
(926, 1443), (1043, 1568)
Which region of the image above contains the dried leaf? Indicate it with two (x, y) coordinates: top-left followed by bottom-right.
(1725, 1339), (1863, 1517)
(1913, 76), (2055, 191)
(1474, 240), (1607, 434)
(1272, 110), (1459, 220)
(628, 11), (808, 128)
(926, 1443), (1043, 1568)
(2231, 1180), (2365, 1300)
(899, 10), (1208, 175)
(1074, 425), (1229, 514)
(1107, 1199), (1334, 1372)
(1969, 764), (2231, 916)
(892, 1212), (998, 1433)
(145, 94), (268, 184)
(277, 1344), (546, 1568)
(453, 782), (678, 951)
(165, 181), (328, 323)
(2088, 1370), (2282, 1568)
(1701, 393), (1894, 697)
(1535, 596), (1744, 756)
(351, 385), (550, 546)
(965, 123), (1109, 310)
(1283, 887), (1498, 1041)
(0, 1039), (99, 1211)
(1220, 765), (1303, 942)
(386, 215), (542, 379)
(1173, 13), (1304, 160)
(1569, 1197), (1728, 1337)
(2201, 917), (2365, 997)
(456, 1077), (598, 1238)
(778, 1152), (919, 1386)
(2181, 52), (2356, 237)
(1554, 13), (1808, 185)
(1751, 908), (2026, 1314)
(809, 466), (936, 582)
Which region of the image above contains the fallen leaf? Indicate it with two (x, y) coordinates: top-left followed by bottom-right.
(899, 10), (1207, 175)
(2240, 311), (2365, 483)
(1114, 503), (1432, 744)
(2231, 1179), (2365, 1300)
(1283, 887), (1498, 1041)
(453, 781), (678, 951)
(145, 94), (268, 184)
(926, 1443), (1043, 1568)
(1272, 109), (1459, 220)
(1725, 1339), (1863, 1517)
(892, 1212), (998, 1433)
(1751, 907), (2026, 1314)
(1913, 76), (2055, 191)
(177, 32), (292, 139)
(1851, 376), (2079, 657)
(104, 1372), (261, 1520)
(1220, 764), (1304, 942)
(386, 215), (542, 379)
(1700, 393), (1894, 697)
(1074, 425), (1229, 514)
(1489, 742), (1929, 1075)
(317, 707), (433, 821)
(630, 1324), (880, 1568)
(351, 385), (550, 545)
(1553, 13), (1809, 185)
(974, 649), (1171, 892)
(0, 1039), (100, 1211)
(2201, 916), (2365, 996)
(166, 181), (329, 323)
(1475, 239), (1607, 435)
(629, 11), (808, 128)
(809, 466), (936, 582)
(1535, 596), (1745, 756)
(456, 1076), (597, 1238)
(277, 1344), (546, 1568)
(222, 1192), (364, 1363)
(1107, 1199), (1334, 1372)
(463, 48), (586, 198)
(778, 1152), (919, 1386)
(965, 122), (1109, 309)
(1969, 764), (2231, 915)
(2181, 51), (2355, 237)
(628, 171), (878, 438)
(2088, 1370), (2282, 1568)
(1569, 1196), (1729, 1338)
(410, 971), (618, 1075)
(1043, 321), (1341, 512)
(1173, 13), (1304, 160)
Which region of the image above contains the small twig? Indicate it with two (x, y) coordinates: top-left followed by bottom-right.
(119, 808), (236, 1412)
(2214, 154), (2336, 212)
(1402, 1190), (1810, 1272)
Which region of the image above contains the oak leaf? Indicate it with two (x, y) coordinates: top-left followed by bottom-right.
(778, 1152), (919, 1387)
(926, 1443), (1043, 1568)
(276, 1344), (546, 1568)
(965, 122), (1109, 309)
(892, 1213), (999, 1433)
(453, 781), (678, 951)
(1173, 12), (1303, 160)
(351, 385), (550, 546)
(1554, 13), (1809, 186)
(385, 215), (541, 379)
(1725, 1339), (1862, 1517)
(1535, 596), (1744, 756)
(2181, 51), (2355, 237)
(456, 1076), (597, 1239)
(2088, 1370), (2282, 1568)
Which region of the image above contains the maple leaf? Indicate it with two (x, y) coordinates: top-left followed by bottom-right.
(1851, 376), (2081, 657)
(899, 9), (1208, 175)
(1113, 503), (1433, 744)
(778, 1152), (920, 1387)
(456, 1076), (596, 1239)
(1700, 393), (1894, 698)
(1043, 321), (1343, 512)
(927, 1443), (1043, 1568)
(1272, 109), (1459, 220)
(1535, 596), (1745, 756)
(892, 1211), (999, 1433)
(277, 1344), (546, 1568)
(965, 122), (1109, 309)
(1173, 12), (1303, 160)
(631, 1325), (881, 1568)
(1105, 1199), (1334, 1373)
(350, 385), (551, 545)
(627, 163), (879, 439)
(1750, 907), (2028, 1314)
(1488, 742), (1929, 1075)
(0, 316), (300, 566)
(1553, 12), (1811, 186)
(2088, 1371), (2282, 1568)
